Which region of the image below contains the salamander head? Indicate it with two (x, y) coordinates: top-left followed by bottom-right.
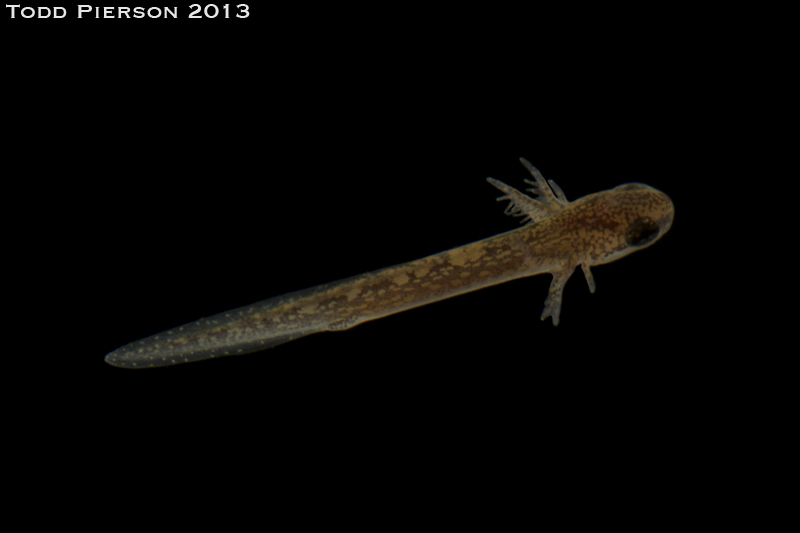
(581, 183), (674, 266)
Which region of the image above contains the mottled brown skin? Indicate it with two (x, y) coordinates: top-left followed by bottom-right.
(105, 159), (674, 368)
(522, 183), (674, 268)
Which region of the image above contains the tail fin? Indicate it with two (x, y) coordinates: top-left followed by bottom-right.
(104, 285), (337, 368)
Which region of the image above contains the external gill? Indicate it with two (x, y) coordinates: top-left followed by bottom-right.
(486, 158), (568, 225)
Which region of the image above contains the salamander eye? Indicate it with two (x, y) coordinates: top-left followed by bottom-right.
(626, 217), (660, 246)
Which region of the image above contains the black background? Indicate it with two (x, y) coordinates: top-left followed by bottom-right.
(5, 2), (780, 526)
